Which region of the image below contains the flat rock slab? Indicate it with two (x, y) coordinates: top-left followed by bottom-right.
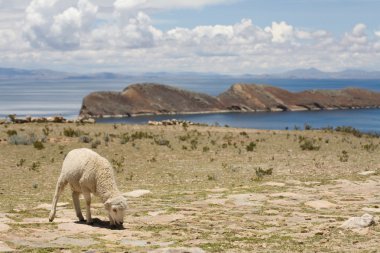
(0, 224), (10, 233)
(262, 182), (286, 187)
(358, 171), (376, 176)
(305, 200), (337, 210)
(362, 207), (380, 213)
(149, 247), (205, 253)
(35, 202), (69, 210)
(227, 193), (267, 206)
(134, 214), (185, 225)
(0, 242), (14, 252)
(270, 192), (308, 201)
(51, 237), (97, 247)
(124, 190), (151, 198)
(121, 239), (173, 247)
(341, 213), (375, 230)
(58, 222), (99, 233)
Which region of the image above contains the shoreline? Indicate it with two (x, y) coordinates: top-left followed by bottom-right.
(90, 105), (380, 119)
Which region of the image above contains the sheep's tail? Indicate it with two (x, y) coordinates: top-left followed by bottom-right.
(48, 175), (67, 222)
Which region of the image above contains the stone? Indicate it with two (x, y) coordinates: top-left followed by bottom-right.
(270, 192), (307, 200)
(262, 182), (286, 187)
(51, 237), (96, 247)
(149, 247), (205, 253)
(0, 224), (10, 233)
(340, 213), (375, 230)
(305, 200), (337, 210)
(35, 202), (68, 210)
(0, 242), (14, 252)
(358, 171), (376, 176)
(227, 193), (267, 206)
(362, 207), (380, 213)
(124, 190), (151, 198)
(58, 222), (98, 233)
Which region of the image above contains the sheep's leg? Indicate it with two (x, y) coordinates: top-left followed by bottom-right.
(109, 214), (115, 226)
(48, 176), (67, 222)
(72, 191), (84, 222)
(82, 190), (93, 225)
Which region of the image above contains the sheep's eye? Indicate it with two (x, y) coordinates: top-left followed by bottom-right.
(113, 208), (117, 213)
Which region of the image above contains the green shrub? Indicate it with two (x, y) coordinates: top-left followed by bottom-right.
(339, 150), (349, 162)
(362, 142), (378, 152)
(91, 140), (101, 149)
(79, 135), (92, 143)
(299, 138), (320, 151)
(255, 167), (273, 180)
(6, 130), (17, 137)
(246, 142), (256, 152)
(8, 132), (45, 145)
(63, 127), (83, 137)
(155, 139), (170, 146)
(33, 141), (44, 150)
(335, 126), (362, 138)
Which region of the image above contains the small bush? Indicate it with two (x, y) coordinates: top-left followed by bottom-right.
(339, 150), (349, 162)
(91, 140), (101, 149)
(203, 146), (210, 152)
(362, 142), (378, 152)
(299, 138), (320, 151)
(79, 135), (92, 143)
(335, 126), (362, 138)
(155, 139), (170, 146)
(8, 132), (45, 145)
(246, 142), (256, 152)
(6, 130), (17, 137)
(33, 141), (44, 150)
(255, 167), (273, 180)
(17, 158), (26, 167)
(63, 127), (83, 137)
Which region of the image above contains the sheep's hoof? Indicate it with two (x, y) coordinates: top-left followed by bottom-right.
(86, 220), (94, 225)
(49, 218), (53, 222)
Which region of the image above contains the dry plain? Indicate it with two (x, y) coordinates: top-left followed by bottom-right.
(0, 122), (380, 252)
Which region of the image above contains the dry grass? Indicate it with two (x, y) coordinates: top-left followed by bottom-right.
(0, 123), (380, 252)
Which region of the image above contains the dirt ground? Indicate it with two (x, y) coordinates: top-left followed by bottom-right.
(0, 122), (380, 252)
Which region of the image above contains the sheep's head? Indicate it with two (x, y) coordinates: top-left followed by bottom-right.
(105, 195), (127, 226)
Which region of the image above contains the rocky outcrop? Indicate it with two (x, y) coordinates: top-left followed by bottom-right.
(80, 83), (224, 117)
(79, 83), (380, 117)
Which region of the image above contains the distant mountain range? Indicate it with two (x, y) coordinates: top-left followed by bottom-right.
(1, 67), (380, 80)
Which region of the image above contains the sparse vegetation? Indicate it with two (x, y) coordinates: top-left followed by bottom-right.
(246, 141), (256, 151)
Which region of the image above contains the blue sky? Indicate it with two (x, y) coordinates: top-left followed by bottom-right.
(0, 0), (379, 74)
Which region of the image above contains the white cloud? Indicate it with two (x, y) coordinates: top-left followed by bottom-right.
(265, 21), (294, 43)
(0, 1), (379, 73)
(23, 0), (98, 50)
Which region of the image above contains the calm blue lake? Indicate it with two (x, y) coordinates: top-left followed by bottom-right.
(1, 77), (380, 132)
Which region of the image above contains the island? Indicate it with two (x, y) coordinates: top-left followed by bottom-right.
(79, 83), (380, 117)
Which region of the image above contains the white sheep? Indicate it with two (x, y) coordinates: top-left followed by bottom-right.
(49, 148), (128, 226)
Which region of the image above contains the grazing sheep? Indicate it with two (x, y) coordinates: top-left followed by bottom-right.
(49, 148), (127, 226)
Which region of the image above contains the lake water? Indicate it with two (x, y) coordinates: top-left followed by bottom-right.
(1, 77), (380, 132)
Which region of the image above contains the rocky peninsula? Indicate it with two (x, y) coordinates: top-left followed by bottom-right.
(79, 83), (380, 117)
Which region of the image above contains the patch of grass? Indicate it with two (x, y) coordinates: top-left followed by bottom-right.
(33, 141), (45, 150)
(6, 130), (17, 137)
(255, 167), (273, 181)
(335, 126), (363, 138)
(299, 138), (320, 151)
(63, 127), (84, 137)
(362, 142), (378, 152)
(79, 135), (92, 143)
(339, 150), (349, 162)
(246, 141), (256, 152)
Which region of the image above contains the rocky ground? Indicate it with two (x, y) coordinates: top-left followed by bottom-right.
(0, 123), (379, 252)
